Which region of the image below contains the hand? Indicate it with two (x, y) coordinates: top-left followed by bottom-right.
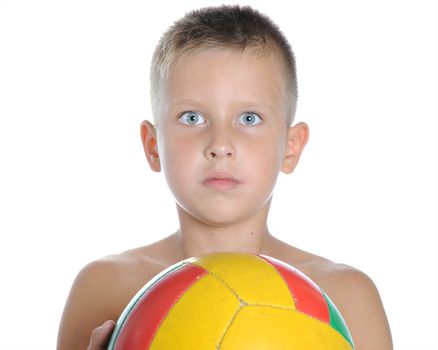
(87, 320), (116, 350)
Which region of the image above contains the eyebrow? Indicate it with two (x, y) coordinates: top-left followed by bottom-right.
(170, 99), (203, 107)
(170, 99), (276, 112)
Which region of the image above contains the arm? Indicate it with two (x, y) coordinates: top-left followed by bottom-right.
(57, 260), (119, 350)
(326, 266), (393, 350)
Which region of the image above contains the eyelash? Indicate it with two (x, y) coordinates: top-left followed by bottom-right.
(178, 111), (263, 126)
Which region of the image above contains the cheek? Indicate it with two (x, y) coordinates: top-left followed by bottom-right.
(248, 135), (285, 170)
(243, 137), (285, 191)
(160, 135), (200, 184)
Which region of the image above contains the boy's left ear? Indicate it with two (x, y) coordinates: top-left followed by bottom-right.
(281, 122), (309, 174)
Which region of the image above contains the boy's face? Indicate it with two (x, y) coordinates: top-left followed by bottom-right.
(143, 48), (308, 225)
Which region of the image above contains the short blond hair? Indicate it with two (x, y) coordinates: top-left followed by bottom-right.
(150, 5), (298, 126)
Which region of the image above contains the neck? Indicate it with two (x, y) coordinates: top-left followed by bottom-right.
(174, 201), (276, 259)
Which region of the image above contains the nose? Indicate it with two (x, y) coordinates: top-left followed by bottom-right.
(208, 146), (233, 159)
(205, 126), (235, 160)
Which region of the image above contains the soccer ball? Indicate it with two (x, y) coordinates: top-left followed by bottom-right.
(107, 252), (354, 349)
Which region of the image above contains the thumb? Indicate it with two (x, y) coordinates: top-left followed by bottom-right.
(88, 320), (116, 350)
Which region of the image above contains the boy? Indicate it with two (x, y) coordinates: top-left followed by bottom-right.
(57, 5), (392, 350)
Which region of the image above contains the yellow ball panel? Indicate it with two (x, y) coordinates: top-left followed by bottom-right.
(189, 253), (296, 308)
(220, 306), (353, 350)
(149, 273), (240, 350)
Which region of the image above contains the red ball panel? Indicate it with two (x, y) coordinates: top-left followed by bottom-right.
(113, 263), (208, 349)
(260, 255), (330, 324)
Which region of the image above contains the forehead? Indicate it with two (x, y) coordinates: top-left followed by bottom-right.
(163, 47), (287, 109)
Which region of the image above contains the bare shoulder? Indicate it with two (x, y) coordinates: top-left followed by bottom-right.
(267, 239), (392, 349)
(57, 237), (176, 350)
(302, 257), (393, 350)
(315, 261), (393, 350)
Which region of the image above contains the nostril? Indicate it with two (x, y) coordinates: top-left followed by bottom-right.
(208, 150), (232, 159)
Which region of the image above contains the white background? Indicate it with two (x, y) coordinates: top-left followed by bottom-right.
(0, 0), (437, 349)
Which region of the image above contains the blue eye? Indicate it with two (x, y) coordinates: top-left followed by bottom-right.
(179, 111), (206, 125)
(239, 112), (262, 125)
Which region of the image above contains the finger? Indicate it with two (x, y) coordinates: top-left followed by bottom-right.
(87, 320), (116, 350)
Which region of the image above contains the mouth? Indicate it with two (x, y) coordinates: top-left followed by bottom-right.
(202, 171), (240, 190)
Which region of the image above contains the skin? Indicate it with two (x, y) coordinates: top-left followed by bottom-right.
(57, 48), (393, 350)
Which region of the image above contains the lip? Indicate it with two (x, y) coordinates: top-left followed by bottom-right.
(202, 171), (240, 190)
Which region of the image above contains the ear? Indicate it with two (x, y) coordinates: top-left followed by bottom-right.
(281, 122), (309, 174)
(140, 120), (161, 172)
